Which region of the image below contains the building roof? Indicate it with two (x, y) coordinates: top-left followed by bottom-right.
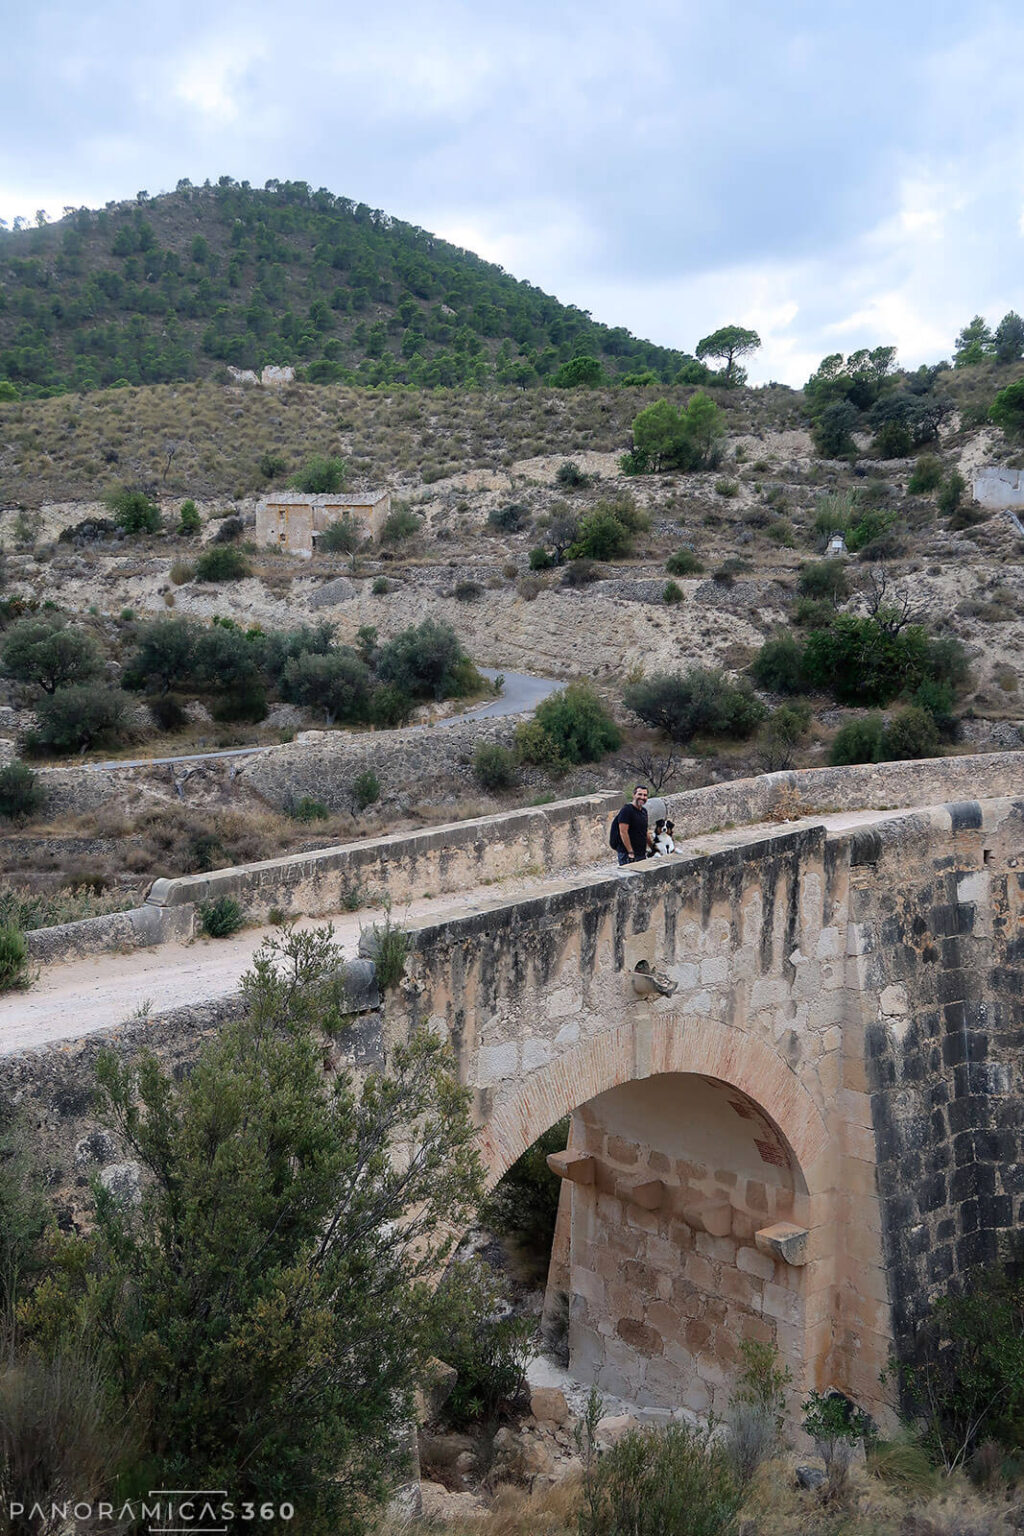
(261, 490), (389, 509)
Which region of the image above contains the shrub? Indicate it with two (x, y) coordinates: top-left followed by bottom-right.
(363, 907), (409, 989)
(107, 487), (161, 535)
(556, 460), (587, 487)
(715, 478), (739, 497)
(908, 455), (944, 494)
(371, 575), (389, 595)
(379, 505), (421, 544)
(127, 617), (199, 694)
(32, 685), (132, 753)
(802, 1389), (872, 1491)
(938, 469), (968, 518)
(811, 400), (859, 458)
(872, 418), (913, 458)
(0, 761), (45, 821)
(258, 450), (287, 480)
(728, 1338), (792, 1486)
(435, 1261), (533, 1428)
(663, 580), (683, 604)
(367, 683), (412, 728)
(288, 796), (329, 823)
(580, 1420), (742, 1536)
(148, 694), (188, 732)
(283, 649), (373, 725)
(212, 514), (244, 544)
(561, 558), (601, 587)
(570, 508), (632, 561)
(488, 502), (526, 532)
(169, 558), (194, 585)
(666, 548), (703, 576)
(194, 546), (250, 582)
(481, 1117), (568, 1259)
(990, 377), (1024, 440)
(198, 896), (244, 937)
(290, 455), (347, 494)
(351, 768), (380, 813)
(473, 741), (517, 792)
(798, 559), (848, 603)
(178, 499), (201, 535)
(528, 546), (554, 570)
(454, 579), (483, 601)
(626, 669), (767, 742)
(829, 715), (885, 765)
(803, 614), (932, 706)
(515, 717), (567, 770)
(882, 705), (943, 760)
(318, 516), (360, 554)
(1, 616), (103, 695)
(376, 619), (468, 701)
(629, 393), (725, 472)
(531, 683), (621, 764)
(0, 925), (29, 993)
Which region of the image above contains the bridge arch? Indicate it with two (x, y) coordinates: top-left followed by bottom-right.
(477, 1014), (837, 1416)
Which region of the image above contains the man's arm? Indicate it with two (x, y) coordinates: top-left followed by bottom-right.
(618, 817), (635, 858)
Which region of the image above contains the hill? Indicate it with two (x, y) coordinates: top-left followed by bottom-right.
(0, 179), (693, 396)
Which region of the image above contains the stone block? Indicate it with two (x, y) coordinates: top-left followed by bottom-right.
(695, 1232), (737, 1265)
(530, 1388), (569, 1426)
(755, 1222), (809, 1266)
(762, 1282), (803, 1326)
(606, 1135), (639, 1166)
(617, 1176), (666, 1211)
(477, 1041), (518, 1084)
(737, 1244), (776, 1281)
(547, 1151), (596, 1185)
(682, 1200), (732, 1237)
(616, 1317), (663, 1355)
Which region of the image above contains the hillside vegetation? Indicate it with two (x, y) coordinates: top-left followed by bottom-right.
(0, 179), (692, 395)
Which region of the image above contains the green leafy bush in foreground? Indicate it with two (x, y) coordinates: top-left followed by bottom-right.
(0, 925), (29, 993)
(198, 895), (244, 937)
(625, 668), (766, 743)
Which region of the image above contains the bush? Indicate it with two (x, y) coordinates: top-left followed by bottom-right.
(290, 455), (347, 494)
(908, 455), (944, 494)
(531, 683), (621, 764)
(626, 668), (767, 742)
(0, 761), (45, 821)
(481, 1117), (568, 1258)
(0, 925), (29, 993)
(195, 546), (250, 582)
(629, 393), (725, 472)
(288, 796), (329, 823)
(107, 487), (161, 535)
(529, 545), (555, 570)
(515, 717), (568, 770)
(351, 768), (380, 813)
(148, 694), (188, 732)
(169, 558), (194, 585)
(371, 575), (389, 595)
(938, 469), (968, 518)
(811, 400), (859, 458)
(32, 685), (131, 753)
(258, 450), (287, 480)
(580, 1420), (742, 1536)
(829, 715), (885, 765)
(212, 514), (244, 544)
(882, 705), (943, 760)
(561, 558), (601, 587)
(283, 649), (373, 725)
(570, 509), (632, 561)
(990, 377), (1024, 440)
(318, 516), (360, 554)
(798, 559), (848, 603)
(178, 499), (201, 535)
(666, 548), (703, 576)
(1, 616), (103, 695)
(367, 683), (412, 728)
(488, 502), (526, 532)
(198, 896), (244, 937)
(663, 580), (683, 604)
(454, 579), (483, 601)
(556, 460), (587, 487)
(728, 1338), (792, 1486)
(435, 1261), (533, 1428)
(363, 907), (409, 989)
(715, 478), (739, 497)
(473, 741), (517, 791)
(803, 614), (932, 706)
(376, 619), (468, 702)
(379, 505), (421, 544)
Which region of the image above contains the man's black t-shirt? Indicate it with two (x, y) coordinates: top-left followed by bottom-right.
(612, 803), (648, 858)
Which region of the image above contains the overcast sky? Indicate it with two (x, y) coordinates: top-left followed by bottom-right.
(3, 0), (1023, 384)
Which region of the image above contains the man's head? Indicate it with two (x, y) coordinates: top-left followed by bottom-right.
(632, 785), (649, 809)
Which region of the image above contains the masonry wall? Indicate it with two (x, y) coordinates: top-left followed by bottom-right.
(857, 799), (1024, 1361)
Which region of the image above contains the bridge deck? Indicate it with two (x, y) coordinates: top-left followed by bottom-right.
(0, 806), (907, 1057)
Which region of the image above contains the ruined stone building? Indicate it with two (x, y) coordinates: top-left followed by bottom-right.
(255, 489), (391, 557)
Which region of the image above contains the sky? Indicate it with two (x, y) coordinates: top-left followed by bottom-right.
(2, 0), (1023, 384)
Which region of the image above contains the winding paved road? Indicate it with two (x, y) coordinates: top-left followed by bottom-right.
(87, 668), (560, 771)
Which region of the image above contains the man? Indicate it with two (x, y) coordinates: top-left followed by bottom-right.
(611, 785), (651, 865)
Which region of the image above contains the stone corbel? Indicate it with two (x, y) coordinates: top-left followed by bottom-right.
(546, 1151), (596, 1185)
(616, 1176), (666, 1210)
(755, 1221), (808, 1266)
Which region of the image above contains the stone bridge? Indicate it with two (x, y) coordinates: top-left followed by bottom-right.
(391, 790), (1024, 1424)
(3, 756), (1023, 1429)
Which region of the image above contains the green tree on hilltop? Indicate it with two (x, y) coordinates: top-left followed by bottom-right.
(695, 324), (761, 386)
